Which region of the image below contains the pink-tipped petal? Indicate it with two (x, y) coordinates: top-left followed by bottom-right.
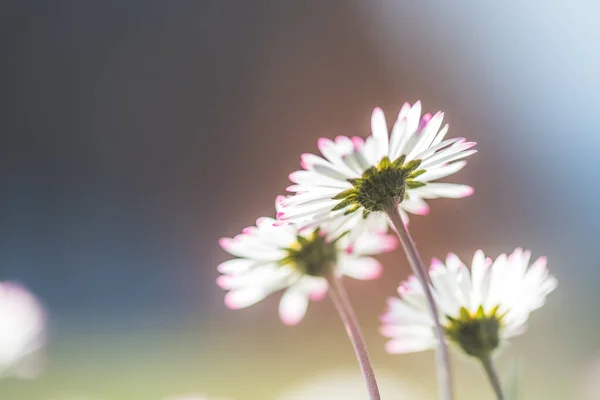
(317, 138), (330, 153)
(379, 235), (398, 252)
(485, 257), (493, 268)
(242, 227), (256, 235)
(351, 136), (364, 149)
(224, 290), (264, 310)
(462, 186), (475, 197)
(275, 195), (286, 206)
(398, 102), (411, 119)
(385, 338), (433, 354)
(364, 262), (382, 279)
(224, 293), (242, 309)
(430, 258), (444, 271)
(276, 212), (285, 219)
(309, 285), (328, 301)
(300, 153), (312, 169)
(415, 203), (430, 215)
(216, 275), (231, 289)
(218, 238), (231, 250)
(279, 291), (309, 326)
(288, 171), (301, 183)
(379, 324), (397, 337)
(418, 113), (433, 132)
(536, 256), (548, 266)
(398, 282), (411, 296)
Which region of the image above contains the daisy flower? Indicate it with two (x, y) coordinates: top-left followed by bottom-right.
(381, 248), (557, 358)
(218, 217), (397, 325)
(276, 102), (476, 239)
(0, 281), (46, 379)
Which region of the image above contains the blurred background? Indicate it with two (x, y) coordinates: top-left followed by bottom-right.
(1, 1), (599, 399)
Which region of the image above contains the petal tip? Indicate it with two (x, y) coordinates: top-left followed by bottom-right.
(300, 153), (311, 169)
(218, 237), (231, 250)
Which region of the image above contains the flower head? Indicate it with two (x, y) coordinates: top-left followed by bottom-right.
(380, 248), (557, 358)
(0, 281), (46, 378)
(218, 217), (397, 325)
(277, 102), (476, 239)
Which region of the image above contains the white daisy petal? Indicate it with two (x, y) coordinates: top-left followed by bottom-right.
(371, 108), (389, 159)
(405, 101), (422, 136)
(431, 124), (449, 146)
(279, 288), (310, 326)
(409, 183), (474, 199)
(418, 161), (467, 182)
(421, 146), (477, 169)
(289, 170), (351, 189)
(217, 258), (261, 274)
(349, 232), (398, 255)
(385, 337), (436, 354)
(407, 112), (444, 160)
(400, 196), (430, 216)
(339, 257), (382, 280)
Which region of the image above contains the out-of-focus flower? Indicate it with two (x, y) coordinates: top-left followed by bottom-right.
(277, 102), (476, 239)
(381, 248), (557, 358)
(0, 281), (46, 379)
(276, 368), (420, 399)
(218, 217), (396, 325)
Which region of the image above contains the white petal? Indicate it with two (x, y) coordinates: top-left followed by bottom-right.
(217, 264), (290, 290)
(405, 101), (422, 136)
(409, 183), (474, 199)
(371, 108), (389, 159)
(381, 297), (433, 326)
(421, 146), (477, 169)
(385, 337), (436, 354)
(281, 192), (337, 207)
(389, 110), (409, 159)
(418, 161), (467, 182)
(380, 323), (434, 339)
(407, 112), (444, 160)
(400, 196), (430, 216)
(431, 124), (449, 146)
(217, 258), (261, 274)
(350, 233), (397, 255)
(339, 257), (382, 280)
(301, 153), (356, 180)
(289, 170), (350, 189)
(279, 288), (310, 326)
(219, 238), (286, 261)
(469, 250), (490, 308)
(412, 137), (462, 162)
(224, 288), (269, 309)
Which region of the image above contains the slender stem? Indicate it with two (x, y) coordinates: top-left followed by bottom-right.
(384, 202), (453, 400)
(326, 273), (381, 400)
(480, 355), (505, 400)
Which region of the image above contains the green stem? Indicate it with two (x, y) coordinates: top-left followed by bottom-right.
(326, 273), (381, 400)
(384, 201), (454, 400)
(480, 355), (505, 400)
